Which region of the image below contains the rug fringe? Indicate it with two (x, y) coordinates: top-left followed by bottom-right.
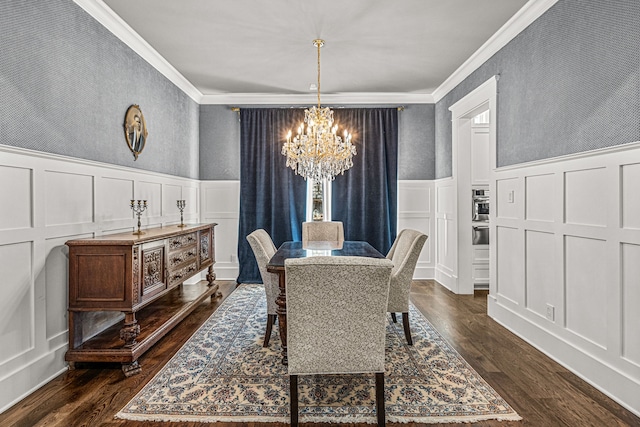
(115, 412), (290, 423)
(115, 411), (522, 424)
(386, 413), (523, 424)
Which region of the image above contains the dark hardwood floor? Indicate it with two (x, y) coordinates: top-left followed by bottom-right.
(1, 280), (638, 427)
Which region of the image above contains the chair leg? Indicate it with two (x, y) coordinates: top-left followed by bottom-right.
(375, 372), (385, 427)
(402, 312), (413, 345)
(263, 314), (275, 347)
(390, 312), (397, 323)
(290, 374), (299, 427)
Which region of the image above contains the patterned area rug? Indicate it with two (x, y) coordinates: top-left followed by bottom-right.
(116, 284), (521, 424)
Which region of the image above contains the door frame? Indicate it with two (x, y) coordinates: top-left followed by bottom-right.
(448, 76), (498, 294)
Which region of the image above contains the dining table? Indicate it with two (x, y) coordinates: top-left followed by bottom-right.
(266, 240), (386, 365)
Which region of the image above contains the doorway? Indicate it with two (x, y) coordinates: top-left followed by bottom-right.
(448, 76), (497, 294)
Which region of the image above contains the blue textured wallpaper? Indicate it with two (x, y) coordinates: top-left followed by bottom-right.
(0, 0), (199, 179)
(199, 104), (435, 180)
(435, 0), (640, 178)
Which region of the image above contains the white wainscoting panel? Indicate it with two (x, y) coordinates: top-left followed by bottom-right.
(564, 235), (608, 348)
(138, 180), (163, 218)
(99, 176), (134, 222)
(434, 178), (457, 291)
(621, 242), (640, 367)
(525, 174), (555, 222)
(524, 230), (558, 319)
(0, 165), (32, 231)
(0, 145), (202, 413)
(488, 141), (640, 417)
(200, 181), (240, 281)
(564, 167), (607, 227)
(621, 163), (640, 230)
(495, 226), (523, 305)
(0, 241), (33, 363)
(397, 180), (435, 279)
(44, 171), (94, 227)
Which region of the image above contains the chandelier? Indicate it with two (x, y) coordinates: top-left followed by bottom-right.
(282, 39), (356, 181)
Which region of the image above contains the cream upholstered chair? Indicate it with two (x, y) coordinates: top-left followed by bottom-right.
(301, 221), (344, 246)
(386, 229), (428, 345)
(246, 229), (279, 347)
(286, 256), (393, 427)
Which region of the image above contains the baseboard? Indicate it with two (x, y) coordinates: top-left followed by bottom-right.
(213, 264), (239, 281)
(0, 345), (68, 414)
(413, 265), (435, 280)
(488, 298), (640, 418)
(435, 266), (458, 293)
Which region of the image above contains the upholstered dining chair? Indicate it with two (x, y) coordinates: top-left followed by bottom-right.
(285, 256), (393, 427)
(246, 229), (279, 347)
(386, 229), (428, 345)
(301, 221), (344, 246)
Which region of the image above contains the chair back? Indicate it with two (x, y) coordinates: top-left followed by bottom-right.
(302, 221), (344, 247)
(386, 229), (427, 312)
(285, 256), (393, 375)
(389, 229), (427, 278)
(246, 229), (279, 314)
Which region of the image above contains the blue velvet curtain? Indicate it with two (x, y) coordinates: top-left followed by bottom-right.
(237, 108), (307, 284)
(331, 108), (398, 255)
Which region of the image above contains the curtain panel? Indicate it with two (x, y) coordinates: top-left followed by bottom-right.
(237, 107), (398, 283)
(237, 108), (307, 284)
(331, 108), (398, 255)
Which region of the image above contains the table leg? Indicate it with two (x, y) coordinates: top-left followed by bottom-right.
(275, 271), (288, 365)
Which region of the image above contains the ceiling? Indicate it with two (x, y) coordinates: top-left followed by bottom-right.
(88, 0), (535, 104)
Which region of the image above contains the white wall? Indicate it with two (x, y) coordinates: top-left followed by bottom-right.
(200, 181), (240, 281)
(0, 145), (201, 413)
(489, 142), (640, 416)
(397, 180), (435, 278)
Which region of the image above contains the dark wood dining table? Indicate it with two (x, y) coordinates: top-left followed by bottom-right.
(266, 240), (385, 364)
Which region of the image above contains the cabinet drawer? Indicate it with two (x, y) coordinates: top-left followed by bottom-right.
(169, 261), (198, 286)
(168, 233), (197, 251)
(168, 247), (198, 269)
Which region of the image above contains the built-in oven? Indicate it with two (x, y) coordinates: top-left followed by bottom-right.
(472, 189), (489, 222)
(472, 189), (489, 245)
(472, 224), (489, 245)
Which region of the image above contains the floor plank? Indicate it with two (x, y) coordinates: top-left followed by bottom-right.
(1, 280), (638, 427)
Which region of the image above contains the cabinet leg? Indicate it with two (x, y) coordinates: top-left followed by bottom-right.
(67, 361), (75, 370)
(207, 266), (222, 297)
(122, 360), (142, 377)
(119, 312), (140, 348)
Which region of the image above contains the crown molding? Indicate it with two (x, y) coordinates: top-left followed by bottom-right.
(75, 0), (556, 107)
(199, 92), (434, 105)
(73, 0), (203, 103)
(432, 0), (559, 103)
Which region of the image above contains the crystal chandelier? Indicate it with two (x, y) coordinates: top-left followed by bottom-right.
(282, 39), (356, 181)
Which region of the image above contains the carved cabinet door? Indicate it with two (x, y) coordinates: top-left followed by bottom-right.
(140, 244), (167, 303)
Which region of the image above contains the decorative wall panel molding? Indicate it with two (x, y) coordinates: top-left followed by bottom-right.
(489, 141), (640, 416)
(0, 145), (200, 413)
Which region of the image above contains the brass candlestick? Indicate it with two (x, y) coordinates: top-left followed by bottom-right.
(176, 200), (186, 227)
(130, 199), (147, 235)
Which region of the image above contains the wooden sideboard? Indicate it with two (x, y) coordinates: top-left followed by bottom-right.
(65, 223), (219, 376)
